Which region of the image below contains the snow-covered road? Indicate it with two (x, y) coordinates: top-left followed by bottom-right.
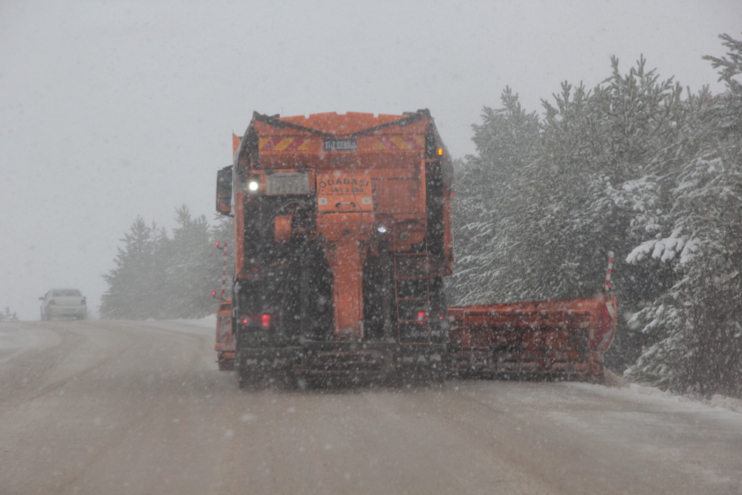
(1, 319), (740, 494)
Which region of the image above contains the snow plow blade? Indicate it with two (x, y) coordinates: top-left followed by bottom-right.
(446, 294), (617, 380)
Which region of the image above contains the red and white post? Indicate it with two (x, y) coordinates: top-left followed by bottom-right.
(216, 242), (228, 302)
(603, 250), (614, 294)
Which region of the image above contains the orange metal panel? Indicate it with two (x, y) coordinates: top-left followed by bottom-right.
(447, 295), (617, 377)
(323, 236), (368, 340)
(258, 112), (426, 136)
(316, 171), (373, 212)
(373, 179), (421, 214)
(215, 298), (233, 349)
(232, 133), (241, 155)
(274, 215), (292, 243)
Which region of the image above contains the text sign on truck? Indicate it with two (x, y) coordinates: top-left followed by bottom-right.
(323, 138), (357, 151)
(317, 171), (373, 212)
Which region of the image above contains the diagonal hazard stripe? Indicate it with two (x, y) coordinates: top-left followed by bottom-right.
(390, 136), (409, 149)
(401, 136), (424, 149)
(272, 138), (294, 151)
(375, 136), (425, 150)
(259, 137), (277, 151)
(259, 137), (309, 152)
(283, 138), (306, 151)
(377, 136), (398, 150)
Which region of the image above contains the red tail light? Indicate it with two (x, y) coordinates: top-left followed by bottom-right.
(241, 314), (273, 328)
(416, 311), (427, 323)
(261, 314), (272, 328)
(49, 300), (55, 306)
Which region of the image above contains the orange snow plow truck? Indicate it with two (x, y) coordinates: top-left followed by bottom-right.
(214, 110), (616, 387)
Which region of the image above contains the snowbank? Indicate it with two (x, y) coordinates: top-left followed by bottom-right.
(570, 379), (742, 417)
(170, 314), (216, 329)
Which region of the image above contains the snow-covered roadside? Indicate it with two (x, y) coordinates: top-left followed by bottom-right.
(0, 322), (61, 363)
(568, 379), (742, 418)
(138, 315), (216, 336)
(166, 314), (216, 329)
(620, 382), (742, 415)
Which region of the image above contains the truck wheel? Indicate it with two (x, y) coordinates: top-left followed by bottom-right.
(429, 365), (446, 386)
(401, 365), (445, 388)
(235, 333), (255, 388)
(237, 361), (257, 389)
(237, 358), (269, 390)
(267, 370), (295, 390)
(237, 370), (250, 388)
(218, 358), (235, 372)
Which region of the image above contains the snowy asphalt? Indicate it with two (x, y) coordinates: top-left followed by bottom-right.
(0, 319), (740, 495)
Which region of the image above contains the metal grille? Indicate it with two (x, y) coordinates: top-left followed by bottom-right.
(266, 172), (310, 195)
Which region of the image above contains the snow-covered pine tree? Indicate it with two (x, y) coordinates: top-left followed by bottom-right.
(627, 34), (742, 397)
(529, 58), (684, 306)
(102, 208), (236, 320)
(449, 56), (688, 370)
(161, 205), (219, 319)
(100, 217), (167, 319)
(450, 88), (541, 305)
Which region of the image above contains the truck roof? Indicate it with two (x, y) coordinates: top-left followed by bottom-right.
(265, 112), (411, 136)
(234, 109), (453, 186)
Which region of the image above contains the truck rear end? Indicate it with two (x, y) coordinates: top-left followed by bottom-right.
(216, 110), (454, 387)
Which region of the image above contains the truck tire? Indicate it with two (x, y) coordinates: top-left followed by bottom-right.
(238, 366), (290, 390)
(237, 368), (252, 389)
(218, 358), (234, 372)
(237, 362), (260, 389)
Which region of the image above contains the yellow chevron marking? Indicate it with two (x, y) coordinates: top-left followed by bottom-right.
(414, 136), (425, 147)
(272, 138), (294, 151)
(375, 139), (386, 150)
(390, 136), (409, 149)
(259, 137), (270, 150)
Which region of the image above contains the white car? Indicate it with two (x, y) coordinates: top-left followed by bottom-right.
(40, 288), (87, 320)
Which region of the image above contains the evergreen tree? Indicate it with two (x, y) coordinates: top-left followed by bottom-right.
(100, 217), (167, 319)
(100, 209), (234, 320)
(627, 34), (742, 397)
(451, 55), (689, 370)
(0, 306), (19, 322)
(451, 88), (541, 304)
(161, 205), (219, 318)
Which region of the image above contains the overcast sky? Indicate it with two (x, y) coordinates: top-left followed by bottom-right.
(1, 0), (740, 320)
